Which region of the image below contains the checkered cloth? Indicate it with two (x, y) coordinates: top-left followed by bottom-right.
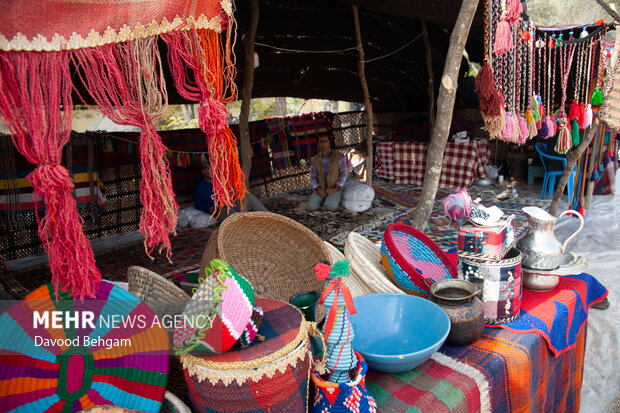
(374, 142), (395, 180)
(393, 140), (490, 188)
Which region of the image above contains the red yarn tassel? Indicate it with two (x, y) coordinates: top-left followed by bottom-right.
(0, 51), (101, 299)
(475, 62), (496, 101)
(578, 103), (586, 130)
(568, 100), (580, 120)
(495, 20), (514, 55)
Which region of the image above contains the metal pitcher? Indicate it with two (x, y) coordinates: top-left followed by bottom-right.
(517, 206), (584, 271)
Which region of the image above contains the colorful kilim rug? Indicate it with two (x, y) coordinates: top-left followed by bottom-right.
(368, 320), (588, 412)
(0, 227), (216, 299)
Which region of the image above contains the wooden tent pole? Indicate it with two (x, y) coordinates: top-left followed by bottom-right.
(422, 20), (435, 135)
(239, 0), (259, 194)
(352, 5), (374, 186)
(411, 0), (480, 230)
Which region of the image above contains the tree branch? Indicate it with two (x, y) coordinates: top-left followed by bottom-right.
(592, 0), (620, 23)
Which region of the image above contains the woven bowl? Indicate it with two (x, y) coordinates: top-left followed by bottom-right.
(381, 223), (456, 297)
(324, 241), (373, 298)
(344, 232), (403, 295)
(199, 211), (329, 306)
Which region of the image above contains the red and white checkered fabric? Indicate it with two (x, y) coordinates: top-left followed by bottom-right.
(393, 140), (490, 188)
(374, 141), (395, 180)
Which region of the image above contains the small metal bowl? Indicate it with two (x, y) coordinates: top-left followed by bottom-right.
(472, 178), (496, 186)
(522, 269), (560, 292)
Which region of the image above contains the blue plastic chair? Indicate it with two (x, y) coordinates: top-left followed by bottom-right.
(535, 142), (575, 203)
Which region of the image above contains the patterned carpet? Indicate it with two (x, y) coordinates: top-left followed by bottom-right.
(0, 183), (550, 299)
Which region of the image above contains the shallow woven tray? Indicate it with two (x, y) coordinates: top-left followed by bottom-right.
(344, 232), (404, 295)
(324, 241), (372, 298)
(199, 211), (329, 308)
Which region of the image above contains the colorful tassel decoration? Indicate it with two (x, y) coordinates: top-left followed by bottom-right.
(591, 87), (604, 105)
(500, 111), (515, 141)
(505, 0), (523, 24)
(510, 112), (521, 143)
(568, 100), (580, 120)
(580, 28), (589, 39)
(555, 116), (572, 154)
(571, 118), (580, 146)
(525, 110), (538, 137)
(539, 117), (549, 138)
(495, 19), (514, 55)
(532, 97), (541, 121)
(482, 109), (506, 138)
(549, 114), (558, 136)
(518, 114), (529, 144)
(584, 104), (593, 128)
(537, 103), (545, 128)
(578, 103), (586, 130)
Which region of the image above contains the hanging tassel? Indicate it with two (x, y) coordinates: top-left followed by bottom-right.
(549, 114), (558, 136)
(510, 112), (521, 143)
(500, 111), (515, 141)
(495, 19), (514, 55)
(571, 118), (580, 146)
(518, 114), (529, 144)
(482, 109), (506, 138)
(525, 109), (537, 137)
(475, 62), (496, 102)
(591, 87), (604, 105)
(568, 100), (580, 120)
(580, 28), (589, 39)
(532, 97), (541, 121)
(584, 104), (593, 128)
(578, 103), (586, 129)
(539, 116), (550, 138)
(537, 103), (545, 128)
(555, 116), (572, 154)
(505, 0), (523, 24)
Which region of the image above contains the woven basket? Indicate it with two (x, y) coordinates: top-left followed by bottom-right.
(200, 228), (219, 275)
(324, 241), (372, 298)
(127, 266), (191, 333)
(199, 211), (328, 306)
(180, 298), (312, 413)
(344, 232), (403, 295)
(381, 224), (456, 297)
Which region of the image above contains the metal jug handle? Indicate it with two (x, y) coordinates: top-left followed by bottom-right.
(557, 209), (585, 251)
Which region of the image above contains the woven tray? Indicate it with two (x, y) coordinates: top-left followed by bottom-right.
(324, 240), (373, 298)
(344, 232), (403, 295)
(381, 223), (457, 297)
(198, 211), (328, 307)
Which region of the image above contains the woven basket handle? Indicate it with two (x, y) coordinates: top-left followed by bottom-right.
(306, 321), (327, 367)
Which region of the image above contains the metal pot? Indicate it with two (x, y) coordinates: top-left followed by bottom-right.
(522, 269), (560, 292)
(428, 279), (484, 346)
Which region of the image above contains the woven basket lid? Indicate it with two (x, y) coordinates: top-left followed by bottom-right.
(0, 281), (169, 413)
(381, 223), (457, 296)
(200, 211), (328, 304)
(180, 297), (305, 371)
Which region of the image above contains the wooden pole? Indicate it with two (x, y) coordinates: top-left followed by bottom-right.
(239, 0), (259, 194)
(411, 0), (480, 230)
(352, 5), (374, 186)
(422, 20), (435, 134)
(584, 128), (599, 209)
(549, 118), (599, 215)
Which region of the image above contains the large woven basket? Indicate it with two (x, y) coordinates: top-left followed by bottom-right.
(199, 211), (328, 305)
(324, 241), (372, 298)
(180, 298), (312, 412)
(344, 232), (404, 295)
(381, 224), (456, 297)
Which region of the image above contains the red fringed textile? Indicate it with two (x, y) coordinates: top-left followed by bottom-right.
(73, 38), (178, 259)
(0, 51), (101, 299)
(162, 26), (246, 215)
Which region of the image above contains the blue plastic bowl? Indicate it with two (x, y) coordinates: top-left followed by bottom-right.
(349, 293), (451, 373)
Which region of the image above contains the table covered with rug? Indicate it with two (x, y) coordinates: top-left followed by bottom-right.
(365, 271), (608, 412)
(375, 140), (491, 187)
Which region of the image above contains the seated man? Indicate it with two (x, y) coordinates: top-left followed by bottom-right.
(195, 160), (267, 221)
(307, 134), (348, 211)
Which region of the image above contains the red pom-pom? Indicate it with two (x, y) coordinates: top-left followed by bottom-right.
(313, 263), (331, 280)
(579, 206), (585, 216)
(595, 19), (605, 25)
(522, 30), (531, 41)
(568, 100), (580, 120)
